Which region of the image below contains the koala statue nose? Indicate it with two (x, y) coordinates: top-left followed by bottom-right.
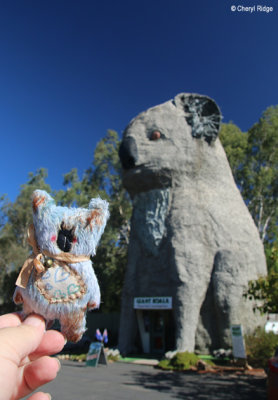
(119, 136), (138, 170)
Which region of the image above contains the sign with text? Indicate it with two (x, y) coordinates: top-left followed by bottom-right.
(134, 296), (172, 310)
(86, 342), (107, 367)
(231, 325), (246, 359)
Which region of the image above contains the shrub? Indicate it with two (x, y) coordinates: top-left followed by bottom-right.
(58, 354), (87, 362)
(172, 352), (200, 370)
(106, 348), (120, 362)
(157, 358), (173, 370)
(158, 351), (200, 371)
(245, 327), (278, 368)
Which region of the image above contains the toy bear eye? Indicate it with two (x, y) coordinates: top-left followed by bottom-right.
(150, 130), (161, 141)
(57, 223), (75, 253)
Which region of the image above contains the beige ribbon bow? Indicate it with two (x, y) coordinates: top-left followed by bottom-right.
(15, 224), (90, 289)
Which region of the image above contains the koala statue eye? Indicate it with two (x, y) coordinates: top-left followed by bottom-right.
(150, 130), (161, 141)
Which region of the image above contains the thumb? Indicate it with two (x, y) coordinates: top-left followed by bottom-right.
(0, 314), (45, 364)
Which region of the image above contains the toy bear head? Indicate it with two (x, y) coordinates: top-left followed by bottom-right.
(31, 190), (109, 257)
(119, 93), (222, 196)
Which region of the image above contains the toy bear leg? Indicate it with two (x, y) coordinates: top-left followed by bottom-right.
(46, 320), (55, 329)
(22, 300), (35, 315)
(60, 311), (86, 343)
(13, 288), (23, 305)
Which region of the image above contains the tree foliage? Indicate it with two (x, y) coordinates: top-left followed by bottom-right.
(244, 273), (278, 314)
(220, 106), (278, 244)
(243, 106), (278, 243)
(219, 122), (248, 182)
(220, 106), (278, 314)
(243, 244), (278, 314)
(0, 169), (51, 311)
(56, 130), (131, 312)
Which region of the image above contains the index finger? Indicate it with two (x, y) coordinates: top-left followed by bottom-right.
(0, 315), (46, 364)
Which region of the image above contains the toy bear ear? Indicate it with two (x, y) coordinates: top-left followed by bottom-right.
(32, 190), (55, 213)
(173, 93), (222, 144)
(86, 198), (110, 230)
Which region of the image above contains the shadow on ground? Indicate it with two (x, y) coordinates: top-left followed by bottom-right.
(125, 369), (267, 400)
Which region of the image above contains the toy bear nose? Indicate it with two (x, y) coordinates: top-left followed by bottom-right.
(119, 136), (138, 170)
(57, 224), (74, 252)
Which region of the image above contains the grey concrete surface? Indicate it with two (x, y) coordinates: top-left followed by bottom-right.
(37, 360), (267, 400)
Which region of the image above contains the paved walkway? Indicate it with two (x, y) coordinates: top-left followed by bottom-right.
(38, 360), (267, 400)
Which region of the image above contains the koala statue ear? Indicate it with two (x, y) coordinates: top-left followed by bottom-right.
(173, 93), (222, 144)
(32, 190), (55, 213)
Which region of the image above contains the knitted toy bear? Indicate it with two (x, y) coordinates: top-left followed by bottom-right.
(13, 189), (109, 342)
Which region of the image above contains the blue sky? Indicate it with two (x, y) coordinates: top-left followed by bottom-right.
(0, 0), (277, 201)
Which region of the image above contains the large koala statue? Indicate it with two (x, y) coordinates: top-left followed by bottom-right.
(118, 93), (267, 354)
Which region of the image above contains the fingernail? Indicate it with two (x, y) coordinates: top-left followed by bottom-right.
(55, 357), (61, 371)
(45, 394), (51, 400)
(23, 314), (45, 327)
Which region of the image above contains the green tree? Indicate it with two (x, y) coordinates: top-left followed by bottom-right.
(221, 107), (278, 244)
(220, 108), (278, 314)
(243, 243), (278, 314)
(244, 273), (278, 314)
(219, 122), (248, 183)
(83, 130), (131, 311)
(56, 130), (131, 312)
(265, 243), (278, 274)
(0, 169), (51, 311)
(242, 106), (278, 243)
(220, 106), (278, 243)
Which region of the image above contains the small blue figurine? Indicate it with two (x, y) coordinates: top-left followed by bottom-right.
(13, 190), (109, 342)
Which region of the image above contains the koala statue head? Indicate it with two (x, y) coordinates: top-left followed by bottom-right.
(31, 190), (109, 257)
(119, 93), (221, 196)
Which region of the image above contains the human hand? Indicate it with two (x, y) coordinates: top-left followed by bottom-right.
(0, 313), (65, 400)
